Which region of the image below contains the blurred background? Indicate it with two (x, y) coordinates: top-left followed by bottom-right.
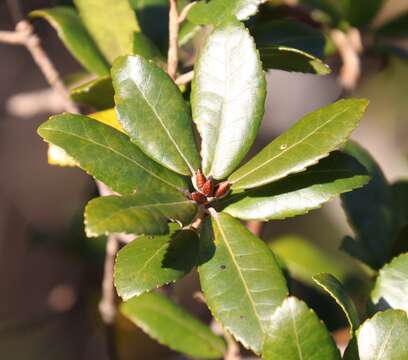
(0, 0), (408, 359)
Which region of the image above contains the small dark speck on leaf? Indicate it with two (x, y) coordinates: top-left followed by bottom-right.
(220, 265), (226, 270)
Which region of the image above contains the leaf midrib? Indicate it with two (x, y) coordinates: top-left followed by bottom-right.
(136, 67), (195, 174)
(41, 127), (183, 192)
(132, 300), (225, 353)
(92, 200), (193, 227)
(289, 300), (304, 360)
(212, 213), (264, 332)
(231, 107), (350, 185)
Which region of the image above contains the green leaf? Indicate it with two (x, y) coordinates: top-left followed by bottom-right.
(121, 292), (225, 359)
(191, 21), (266, 180)
(114, 226), (199, 300)
(263, 297), (341, 360)
(229, 99), (368, 190)
(260, 47), (330, 75)
(198, 212), (288, 353)
(341, 142), (396, 269)
(188, 0), (266, 25)
(30, 7), (109, 76)
(313, 273), (360, 332)
(339, 0), (383, 27)
(179, 21), (202, 47)
(221, 151), (369, 221)
(270, 235), (363, 287)
(370, 253), (408, 313)
(131, 0), (169, 51)
(74, 0), (140, 63)
(356, 310), (408, 360)
(377, 12), (408, 38)
(253, 20), (326, 58)
(70, 76), (114, 110)
(37, 114), (188, 195)
(112, 55), (201, 176)
(132, 32), (165, 65)
(85, 192), (196, 237)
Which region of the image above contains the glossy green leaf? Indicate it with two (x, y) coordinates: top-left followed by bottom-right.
(74, 0), (140, 63)
(377, 12), (408, 38)
(112, 55), (200, 176)
(230, 99), (368, 190)
(263, 297), (341, 360)
(313, 273), (360, 332)
(188, 0), (266, 25)
(30, 7), (109, 76)
(85, 192), (196, 237)
(198, 212), (288, 353)
(115, 226), (199, 300)
(341, 142), (396, 269)
(356, 310), (408, 360)
(191, 21), (266, 180)
(70, 76), (114, 110)
(221, 151), (369, 221)
(254, 20), (326, 58)
(37, 114), (188, 195)
(370, 253), (408, 313)
(121, 292), (225, 359)
(270, 235), (363, 287)
(260, 47), (330, 75)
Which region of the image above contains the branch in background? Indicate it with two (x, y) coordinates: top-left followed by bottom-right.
(167, 0), (180, 79)
(175, 70), (194, 85)
(331, 28), (363, 91)
(0, 21), (78, 113)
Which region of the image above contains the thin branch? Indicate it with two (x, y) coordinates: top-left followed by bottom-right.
(331, 28), (362, 91)
(99, 235), (119, 324)
(175, 70), (194, 85)
(0, 21), (78, 113)
(178, 1), (196, 24)
(167, 0), (180, 79)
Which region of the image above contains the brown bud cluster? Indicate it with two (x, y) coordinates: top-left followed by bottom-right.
(191, 169), (231, 204)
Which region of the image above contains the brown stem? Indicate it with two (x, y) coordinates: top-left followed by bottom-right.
(167, 0), (180, 79)
(175, 70), (194, 85)
(99, 235), (119, 324)
(0, 21), (78, 113)
(178, 1), (196, 23)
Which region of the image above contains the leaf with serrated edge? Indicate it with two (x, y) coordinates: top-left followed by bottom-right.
(198, 212), (288, 353)
(37, 114), (188, 195)
(263, 297), (341, 360)
(188, 0), (266, 25)
(313, 273), (360, 333)
(370, 253), (408, 313)
(74, 0), (140, 63)
(30, 7), (109, 76)
(191, 21), (266, 179)
(221, 151), (369, 221)
(121, 292), (226, 359)
(229, 99), (368, 190)
(114, 226), (199, 300)
(85, 192), (196, 237)
(356, 310), (408, 360)
(112, 55), (200, 176)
